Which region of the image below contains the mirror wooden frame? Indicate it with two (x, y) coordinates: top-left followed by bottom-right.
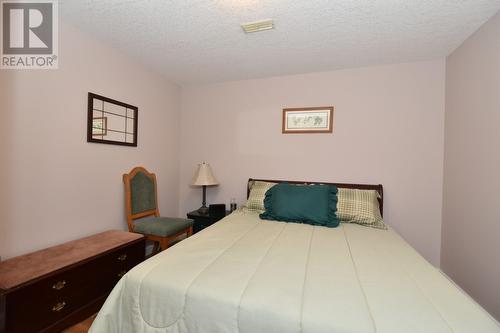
(87, 92), (138, 147)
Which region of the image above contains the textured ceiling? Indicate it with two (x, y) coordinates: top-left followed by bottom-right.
(60, 0), (500, 85)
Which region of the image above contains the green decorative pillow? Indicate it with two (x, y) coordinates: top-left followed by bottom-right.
(337, 188), (386, 229)
(243, 181), (277, 211)
(259, 183), (339, 228)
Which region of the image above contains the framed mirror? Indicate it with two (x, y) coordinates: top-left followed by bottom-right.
(87, 92), (138, 147)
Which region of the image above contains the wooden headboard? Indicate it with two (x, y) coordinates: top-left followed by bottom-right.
(247, 178), (384, 216)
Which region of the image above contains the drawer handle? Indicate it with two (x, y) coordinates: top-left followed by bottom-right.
(117, 254), (127, 261)
(52, 280), (66, 290)
(117, 270), (127, 278)
(52, 301), (66, 312)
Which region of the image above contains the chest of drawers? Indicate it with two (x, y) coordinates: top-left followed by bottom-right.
(0, 230), (145, 333)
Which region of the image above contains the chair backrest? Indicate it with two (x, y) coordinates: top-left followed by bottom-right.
(123, 166), (159, 231)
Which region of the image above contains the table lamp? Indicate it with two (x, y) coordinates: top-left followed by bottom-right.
(191, 162), (219, 214)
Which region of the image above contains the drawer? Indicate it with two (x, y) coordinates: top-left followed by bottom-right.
(6, 259), (100, 333)
(104, 240), (145, 270)
(97, 240), (145, 288)
(5, 239), (145, 333)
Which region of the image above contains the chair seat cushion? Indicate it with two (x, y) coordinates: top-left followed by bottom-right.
(133, 217), (193, 237)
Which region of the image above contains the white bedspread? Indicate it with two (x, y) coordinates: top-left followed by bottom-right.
(90, 210), (500, 333)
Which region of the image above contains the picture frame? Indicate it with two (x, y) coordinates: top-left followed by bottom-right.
(282, 107), (334, 134)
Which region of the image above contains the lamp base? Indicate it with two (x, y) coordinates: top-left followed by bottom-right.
(197, 206), (209, 215)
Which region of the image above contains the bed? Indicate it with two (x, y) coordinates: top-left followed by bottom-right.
(90, 179), (500, 333)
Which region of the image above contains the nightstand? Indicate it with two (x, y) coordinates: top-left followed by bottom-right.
(187, 210), (230, 234)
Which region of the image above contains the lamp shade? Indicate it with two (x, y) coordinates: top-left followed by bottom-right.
(191, 162), (219, 186)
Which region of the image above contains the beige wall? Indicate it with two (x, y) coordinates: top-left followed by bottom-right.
(0, 22), (180, 259)
(442, 11), (500, 320)
(179, 60), (446, 266)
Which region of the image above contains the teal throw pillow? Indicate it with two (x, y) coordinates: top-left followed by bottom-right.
(259, 183), (339, 228)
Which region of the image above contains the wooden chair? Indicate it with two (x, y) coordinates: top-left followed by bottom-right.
(123, 166), (193, 253)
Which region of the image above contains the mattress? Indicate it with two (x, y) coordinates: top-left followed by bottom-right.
(89, 210), (500, 333)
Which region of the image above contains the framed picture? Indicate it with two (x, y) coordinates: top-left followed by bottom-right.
(92, 117), (107, 136)
(282, 107), (334, 134)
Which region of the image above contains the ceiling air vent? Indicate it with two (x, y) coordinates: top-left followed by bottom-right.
(241, 19), (274, 33)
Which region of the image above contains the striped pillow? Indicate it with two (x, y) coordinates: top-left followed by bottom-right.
(337, 188), (386, 229)
(243, 181), (276, 211)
